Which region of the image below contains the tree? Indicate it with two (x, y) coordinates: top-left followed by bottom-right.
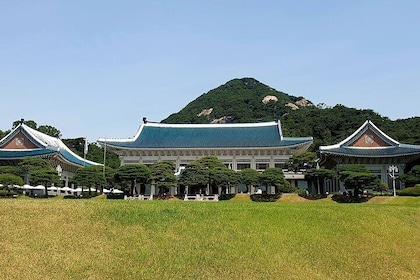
(38, 125), (61, 137)
(287, 152), (317, 172)
(13, 119), (37, 129)
(149, 161), (177, 195)
(400, 165), (420, 188)
(0, 173), (24, 188)
(259, 168), (290, 193)
(211, 167), (240, 194)
(88, 165), (115, 192)
(0, 129), (10, 140)
(115, 164), (150, 196)
(72, 166), (106, 196)
(18, 157), (51, 184)
(30, 169), (60, 194)
(0, 166), (20, 176)
(194, 156), (226, 169)
(178, 161), (209, 193)
(337, 165), (380, 197)
(239, 168), (260, 193)
(18, 157), (60, 196)
(305, 168), (336, 194)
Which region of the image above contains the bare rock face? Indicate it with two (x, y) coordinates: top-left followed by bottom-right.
(295, 98), (312, 107)
(197, 108), (213, 117)
(262, 95), (278, 104)
(285, 103), (299, 110)
(211, 116), (226, 124)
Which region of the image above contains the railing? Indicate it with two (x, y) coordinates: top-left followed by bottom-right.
(184, 194), (219, 201)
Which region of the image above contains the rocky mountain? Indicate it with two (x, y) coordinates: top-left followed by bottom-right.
(162, 78), (312, 124)
(161, 78), (420, 151)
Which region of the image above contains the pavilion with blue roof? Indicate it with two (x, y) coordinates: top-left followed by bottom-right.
(319, 119), (420, 193)
(0, 120), (101, 187)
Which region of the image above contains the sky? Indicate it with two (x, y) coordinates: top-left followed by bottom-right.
(1, 0), (419, 143)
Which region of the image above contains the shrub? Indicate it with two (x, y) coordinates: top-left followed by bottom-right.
(106, 194), (125, 200)
(398, 187), (420, 197)
(0, 189), (18, 198)
(250, 194), (281, 202)
(299, 193), (327, 200)
(153, 194), (171, 200)
(63, 195), (78, 199)
(331, 194), (371, 203)
(218, 194), (236, 200)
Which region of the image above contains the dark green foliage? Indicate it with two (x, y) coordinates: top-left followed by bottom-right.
(398, 187), (420, 196)
(331, 194), (371, 203)
(73, 166), (106, 196)
(259, 168), (289, 193)
(0, 189), (18, 198)
(299, 193), (328, 200)
(218, 194), (236, 200)
(18, 157), (59, 194)
(239, 168), (259, 188)
(37, 125), (61, 137)
(286, 152), (317, 172)
(106, 194), (125, 199)
(0, 129), (10, 140)
(160, 78), (419, 152)
(115, 164), (150, 196)
(162, 78), (305, 124)
(250, 194), (281, 202)
(61, 139), (120, 169)
(305, 168), (336, 194)
(0, 173), (24, 186)
(337, 165), (380, 197)
(210, 167), (240, 190)
(0, 166), (20, 176)
(13, 119), (37, 129)
(150, 161), (178, 194)
(400, 165), (420, 188)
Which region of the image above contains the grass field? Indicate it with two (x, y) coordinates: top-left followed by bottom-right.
(0, 195), (419, 280)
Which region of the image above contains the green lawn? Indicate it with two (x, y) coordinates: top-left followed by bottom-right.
(0, 196), (419, 279)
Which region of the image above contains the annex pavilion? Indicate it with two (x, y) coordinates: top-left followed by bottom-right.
(319, 119), (420, 194)
(97, 118), (313, 194)
(0, 120), (101, 187)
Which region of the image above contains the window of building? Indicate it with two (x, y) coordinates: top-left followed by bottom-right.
(256, 163), (269, 170)
(237, 163), (251, 170)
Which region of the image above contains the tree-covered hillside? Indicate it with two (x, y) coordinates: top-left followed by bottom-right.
(162, 78), (312, 124)
(162, 78), (419, 151)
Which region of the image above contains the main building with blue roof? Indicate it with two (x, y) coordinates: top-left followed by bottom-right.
(98, 118), (313, 172)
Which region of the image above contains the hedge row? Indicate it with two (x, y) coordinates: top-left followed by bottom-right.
(298, 193), (328, 200)
(250, 194), (281, 202)
(398, 187), (420, 196)
(331, 194), (371, 203)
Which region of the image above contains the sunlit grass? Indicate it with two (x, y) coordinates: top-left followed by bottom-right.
(0, 197), (419, 279)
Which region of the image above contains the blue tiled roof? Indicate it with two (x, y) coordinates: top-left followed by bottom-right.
(101, 122), (313, 149)
(58, 148), (95, 166)
(0, 148), (56, 159)
(321, 145), (420, 157)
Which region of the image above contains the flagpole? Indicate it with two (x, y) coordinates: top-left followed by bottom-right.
(103, 137), (107, 178)
(84, 137), (88, 167)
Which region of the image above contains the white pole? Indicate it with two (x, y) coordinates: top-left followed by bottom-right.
(388, 165), (398, 197)
(103, 137), (107, 178)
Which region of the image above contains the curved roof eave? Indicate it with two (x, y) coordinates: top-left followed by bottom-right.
(103, 139), (313, 151)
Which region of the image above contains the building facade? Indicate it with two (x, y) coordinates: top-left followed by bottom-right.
(98, 119), (313, 193)
(319, 119), (420, 193)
